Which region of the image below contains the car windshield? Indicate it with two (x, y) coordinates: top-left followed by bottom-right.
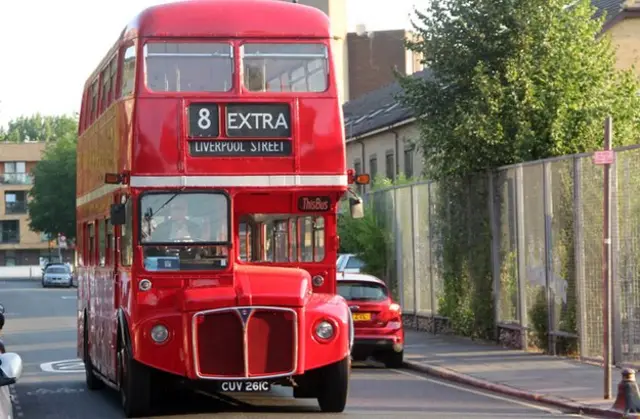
(337, 281), (388, 302)
(345, 256), (365, 270)
(139, 192), (230, 271)
(46, 266), (69, 274)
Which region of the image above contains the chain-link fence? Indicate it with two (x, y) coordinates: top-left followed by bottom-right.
(363, 144), (640, 366)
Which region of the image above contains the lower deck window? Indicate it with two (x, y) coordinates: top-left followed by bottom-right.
(238, 214), (325, 263)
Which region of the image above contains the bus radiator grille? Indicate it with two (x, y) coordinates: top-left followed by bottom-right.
(246, 309), (296, 377)
(193, 307), (298, 379)
(195, 311), (245, 377)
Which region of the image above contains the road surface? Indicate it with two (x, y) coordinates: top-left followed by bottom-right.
(1, 279), (593, 418)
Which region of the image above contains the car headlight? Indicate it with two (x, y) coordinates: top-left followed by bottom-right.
(314, 320), (334, 340)
(150, 325), (169, 343)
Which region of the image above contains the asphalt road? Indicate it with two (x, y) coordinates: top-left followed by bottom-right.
(0, 279), (595, 418)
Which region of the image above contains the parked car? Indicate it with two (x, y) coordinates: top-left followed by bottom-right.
(336, 253), (366, 273)
(41, 262), (65, 280)
(337, 272), (404, 368)
(42, 264), (73, 288)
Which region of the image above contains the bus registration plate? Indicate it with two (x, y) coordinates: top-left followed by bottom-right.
(219, 380), (271, 393)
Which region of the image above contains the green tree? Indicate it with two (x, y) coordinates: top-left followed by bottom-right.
(394, 0), (640, 341)
(398, 0), (640, 179)
(1, 113), (78, 143)
(28, 130), (77, 241)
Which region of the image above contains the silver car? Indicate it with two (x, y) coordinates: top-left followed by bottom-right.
(336, 253), (366, 273)
(42, 265), (73, 288)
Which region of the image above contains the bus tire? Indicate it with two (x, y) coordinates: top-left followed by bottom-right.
(317, 356), (350, 413)
(83, 317), (104, 390)
(118, 339), (151, 418)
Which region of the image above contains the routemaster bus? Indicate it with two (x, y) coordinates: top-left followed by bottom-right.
(75, 0), (369, 417)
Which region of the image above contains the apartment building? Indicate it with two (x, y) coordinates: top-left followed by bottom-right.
(0, 142), (58, 266)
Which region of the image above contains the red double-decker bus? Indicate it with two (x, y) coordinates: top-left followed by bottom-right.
(75, 0), (369, 417)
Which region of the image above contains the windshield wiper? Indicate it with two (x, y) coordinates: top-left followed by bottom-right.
(145, 192), (180, 220)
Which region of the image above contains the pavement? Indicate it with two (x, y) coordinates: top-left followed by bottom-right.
(0, 278), (599, 418)
(403, 329), (631, 418)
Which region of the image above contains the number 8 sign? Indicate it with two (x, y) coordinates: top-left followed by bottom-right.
(188, 103), (219, 138)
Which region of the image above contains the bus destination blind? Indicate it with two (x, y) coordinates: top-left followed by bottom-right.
(188, 103), (292, 157)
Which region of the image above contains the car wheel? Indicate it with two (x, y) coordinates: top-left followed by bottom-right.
(316, 356), (350, 413)
(383, 350), (404, 369)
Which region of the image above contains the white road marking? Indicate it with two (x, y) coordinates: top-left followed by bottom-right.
(390, 368), (566, 415)
(60, 296), (76, 299)
(25, 387), (85, 396)
(39, 359), (84, 373)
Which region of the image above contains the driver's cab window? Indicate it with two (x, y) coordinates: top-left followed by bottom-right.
(138, 192), (229, 271)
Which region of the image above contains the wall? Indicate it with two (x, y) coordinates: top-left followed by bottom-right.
(345, 120), (423, 188)
(347, 30), (409, 101)
(607, 17), (640, 74)
(0, 142), (46, 164)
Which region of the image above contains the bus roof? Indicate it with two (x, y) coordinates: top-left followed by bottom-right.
(83, 0), (332, 95)
(127, 0), (331, 39)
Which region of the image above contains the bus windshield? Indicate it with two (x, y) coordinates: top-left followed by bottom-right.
(139, 192), (229, 271)
(144, 41), (233, 92)
(238, 214), (325, 263)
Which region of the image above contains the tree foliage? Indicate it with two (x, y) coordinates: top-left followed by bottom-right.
(27, 120), (78, 241)
(398, 0), (640, 180)
(393, 0), (640, 341)
(0, 113), (78, 143)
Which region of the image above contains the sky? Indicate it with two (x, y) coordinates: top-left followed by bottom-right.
(0, 0), (427, 128)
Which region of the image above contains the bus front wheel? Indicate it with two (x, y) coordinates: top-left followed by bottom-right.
(317, 356), (350, 413)
(118, 339), (151, 418)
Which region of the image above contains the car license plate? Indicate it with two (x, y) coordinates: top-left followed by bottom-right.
(219, 380), (271, 392)
(352, 312), (371, 321)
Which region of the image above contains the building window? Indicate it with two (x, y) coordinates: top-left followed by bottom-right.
(2, 162), (29, 185)
(385, 150), (395, 180)
(0, 221), (19, 244)
(369, 155), (378, 180)
(4, 191), (27, 214)
(354, 159), (362, 175)
(404, 146), (414, 179)
(4, 251), (16, 267)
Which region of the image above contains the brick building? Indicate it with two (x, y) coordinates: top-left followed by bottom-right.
(0, 142), (73, 266)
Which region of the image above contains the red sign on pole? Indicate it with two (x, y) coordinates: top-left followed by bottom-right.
(593, 150), (615, 165)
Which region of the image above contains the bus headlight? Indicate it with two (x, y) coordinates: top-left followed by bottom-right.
(314, 320), (334, 341)
(312, 275), (324, 287)
(150, 325), (169, 343)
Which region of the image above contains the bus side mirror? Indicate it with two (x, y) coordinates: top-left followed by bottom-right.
(349, 198), (364, 219)
(110, 204), (126, 225)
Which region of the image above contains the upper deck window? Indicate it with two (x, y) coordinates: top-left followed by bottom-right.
(242, 43), (328, 93)
(144, 42), (233, 92)
(121, 46), (136, 97)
